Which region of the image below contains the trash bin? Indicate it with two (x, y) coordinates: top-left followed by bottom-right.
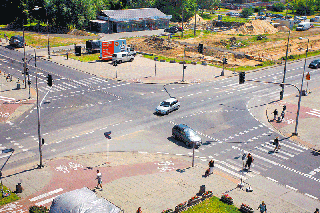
(16, 183), (22, 193)
(75, 45), (81, 56)
(16, 83), (20, 90)
(199, 185), (206, 194)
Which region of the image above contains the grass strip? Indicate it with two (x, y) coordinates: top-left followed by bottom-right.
(0, 184), (20, 206)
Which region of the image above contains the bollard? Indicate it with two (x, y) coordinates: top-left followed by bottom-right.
(199, 185), (205, 195)
(16, 183), (22, 193)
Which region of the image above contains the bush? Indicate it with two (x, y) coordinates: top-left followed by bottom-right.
(241, 8), (253, 18)
(29, 206), (49, 213)
(272, 3), (285, 12)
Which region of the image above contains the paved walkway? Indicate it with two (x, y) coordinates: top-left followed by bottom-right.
(1, 151), (319, 212)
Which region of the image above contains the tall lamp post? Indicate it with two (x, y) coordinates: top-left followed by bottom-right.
(280, 30), (291, 100)
(293, 37), (309, 136)
(34, 6), (50, 59)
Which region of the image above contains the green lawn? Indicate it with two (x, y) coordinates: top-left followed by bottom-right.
(183, 196), (241, 213)
(0, 185), (20, 206)
(0, 30), (88, 48)
(68, 53), (100, 62)
(222, 16), (250, 23)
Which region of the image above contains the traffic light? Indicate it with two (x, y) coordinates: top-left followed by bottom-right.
(183, 65), (187, 70)
(28, 80), (31, 85)
(239, 72), (245, 84)
(42, 138), (45, 145)
(306, 72), (310, 80)
(198, 43), (203, 54)
(223, 58), (228, 64)
(47, 74), (53, 87)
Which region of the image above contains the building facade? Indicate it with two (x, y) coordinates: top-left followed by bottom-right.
(90, 8), (172, 34)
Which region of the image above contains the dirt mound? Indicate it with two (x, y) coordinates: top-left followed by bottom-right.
(238, 20), (278, 35)
(68, 29), (92, 36)
(277, 25), (290, 32)
(188, 14), (205, 24)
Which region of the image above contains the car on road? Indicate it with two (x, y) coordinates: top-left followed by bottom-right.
(9, 35), (24, 48)
(172, 124), (202, 148)
(308, 59), (320, 69)
(155, 97), (180, 115)
(164, 26), (178, 33)
(257, 16), (266, 20)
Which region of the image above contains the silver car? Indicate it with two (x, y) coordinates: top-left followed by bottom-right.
(172, 124), (202, 148)
(155, 97), (180, 115)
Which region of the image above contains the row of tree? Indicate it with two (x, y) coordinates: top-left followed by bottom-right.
(1, 0), (319, 29)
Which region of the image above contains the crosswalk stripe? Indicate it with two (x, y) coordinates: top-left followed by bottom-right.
(255, 146), (288, 160)
(221, 160), (258, 176)
(215, 164), (247, 179)
(29, 188), (63, 202)
(262, 144), (295, 157)
(306, 112), (320, 117)
(275, 142), (304, 153)
(35, 196), (58, 206)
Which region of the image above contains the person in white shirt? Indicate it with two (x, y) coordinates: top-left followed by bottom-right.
(96, 170), (103, 190)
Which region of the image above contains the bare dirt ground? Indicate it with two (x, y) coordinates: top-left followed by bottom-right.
(128, 19), (320, 68)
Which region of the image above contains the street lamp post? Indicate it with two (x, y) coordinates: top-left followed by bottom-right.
(293, 37), (309, 136)
(23, 18), (27, 89)
(280, 30), (291, 100)
(34, 6), (50, 59)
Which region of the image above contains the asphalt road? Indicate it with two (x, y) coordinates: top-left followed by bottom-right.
(1, 45), (320, 200)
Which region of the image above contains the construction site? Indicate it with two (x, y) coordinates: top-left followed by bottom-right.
(128, 15), (320, 68)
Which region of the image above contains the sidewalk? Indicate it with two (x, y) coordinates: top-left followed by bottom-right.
(0, 70), (36, 123)
(1, 151), (319, 212)
(265, 86), (320, 151)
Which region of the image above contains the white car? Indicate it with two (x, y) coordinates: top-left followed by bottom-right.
(155, 97), (180, 115)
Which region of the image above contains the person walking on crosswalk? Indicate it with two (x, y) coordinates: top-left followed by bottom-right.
(257, 201), (267, 213)
(245, 153), (254, 170)
(273, 137), (280, 152)
(242, 152), (247, 169)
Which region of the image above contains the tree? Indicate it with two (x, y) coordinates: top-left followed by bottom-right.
(154, 0), (196, 22)
(272, 2), (285, 12)
(240, 7), (253, 18)
(293, 0), (316, 15)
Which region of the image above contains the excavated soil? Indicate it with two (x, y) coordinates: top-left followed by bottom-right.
(128, 18), (320, 68)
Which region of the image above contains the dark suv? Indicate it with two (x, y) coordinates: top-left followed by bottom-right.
(164, 26), (178, 33)
(9, 35), (24, 48)
(172, 124), (202, 148)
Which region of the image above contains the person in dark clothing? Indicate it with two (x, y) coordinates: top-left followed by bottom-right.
(257, 201), (267, 213)
(273, 137), (280, 152)
(245, 153), (253, 170)
(272, 109), (278, 120)
(283, 105), (286, 112)
(209, 159), (214, 174)
(314, 208), (319, 213)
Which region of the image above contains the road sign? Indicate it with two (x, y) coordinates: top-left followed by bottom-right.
(104, 131), (111, 139)
(306, 72), (310, 80)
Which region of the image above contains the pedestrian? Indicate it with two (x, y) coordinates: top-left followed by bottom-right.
(273, 137), (280, 152)
(283, 105), (286, 112)
(257, 201), (267, 213)
(96, 170), (103, 190)
(272, 109), (278, 120)
(136, 207), (142, 213)
(315, 208), (319, 213)
(281, 110), (285, 121)
(209, 159), (214, 174)
(245, 153), (254, 170)
(242, 152), (247, 169)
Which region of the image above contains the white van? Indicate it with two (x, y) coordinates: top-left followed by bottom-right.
(296, 22), (311, 31)
(112, 52), (134, 64)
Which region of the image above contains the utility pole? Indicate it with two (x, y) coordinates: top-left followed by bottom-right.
(23, 19), (27, 89)
(280, 30), (290, 100)
(46, 8), (50, 59)
(194, 6), (197, 37)
(35, 50), (43, 168)
(182, 6), (184, 38)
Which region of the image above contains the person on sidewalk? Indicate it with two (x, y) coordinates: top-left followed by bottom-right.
(273, 137), (280, 152)
(245, 153), (254, 170)
(281, 110), (285, 121)
(314, 208), (319, 213)
(283, 105), (286, 112)
(96, 170), (103, 190)
(209, 159), (214, 174)
(272, 109), (278, 121)
(136, 207), (142, 213)
(242, 152), (247, 169)
(257, 201), (267, 213)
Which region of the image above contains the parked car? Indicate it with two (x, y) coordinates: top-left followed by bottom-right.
(296, 22), (311, 31)
(309, 59), (320, 69)
(112, 52), (134, 64)
(285, 15), (292, 19)
(164, 26), (178, 33)
(172, 124), (202, 148)
(266, 13), (272, 17)
(226, 12), (234, 16)
(310, 18), (316, 22)
(155, 97), (180, 115)
(275, 14), (284, 18)
(258, 16), (266, 20)
(9, 35), (24, 48)
(301, 16), (307, 20)
(258, 11), (265, 16)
